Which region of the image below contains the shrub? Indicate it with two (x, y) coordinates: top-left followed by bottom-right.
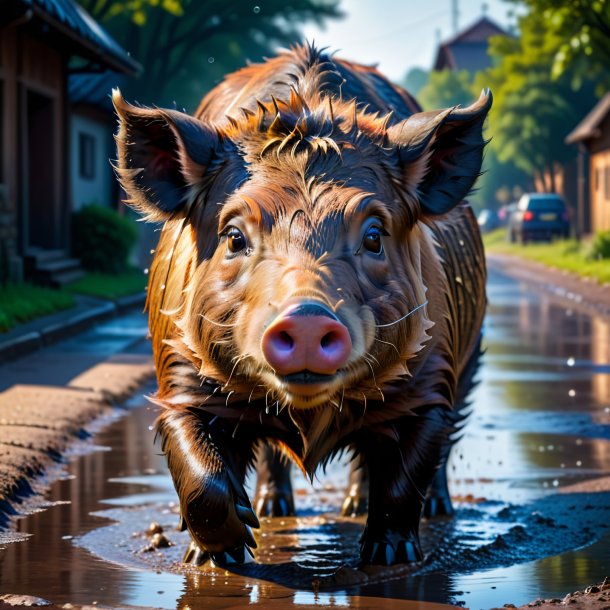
(589, 230), (610, 260)
(72, 205), (138, 273)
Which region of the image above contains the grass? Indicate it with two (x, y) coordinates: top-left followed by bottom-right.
(65, 268), (148, 300)
(0, 283), (75, 333)
(483, 229), (610, 285)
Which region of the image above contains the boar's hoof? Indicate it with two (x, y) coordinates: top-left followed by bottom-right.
(182, 541), (209, 565)
(254, 490), (295, 517)
(423, 494), (454, 518)
(340, 491), (368, 517)
(360, 532), (423, 566)
(210, 544), (255, 566)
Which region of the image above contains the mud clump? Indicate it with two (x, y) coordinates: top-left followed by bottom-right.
(496, 577), (610, 609)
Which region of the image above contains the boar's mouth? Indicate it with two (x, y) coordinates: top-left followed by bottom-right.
(281, 371), (336, 385)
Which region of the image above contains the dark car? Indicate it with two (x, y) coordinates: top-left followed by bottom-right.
(508, 193), (570, 243)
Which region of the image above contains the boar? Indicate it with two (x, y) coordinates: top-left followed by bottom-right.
(114, 44), (490, 567)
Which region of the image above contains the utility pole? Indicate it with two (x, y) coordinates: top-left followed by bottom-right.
(452, 0), (459, 33)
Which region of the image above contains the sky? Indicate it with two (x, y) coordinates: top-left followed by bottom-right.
(302, 0), (518, 82)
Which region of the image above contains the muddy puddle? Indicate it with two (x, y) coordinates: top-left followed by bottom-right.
(1, 269), (610, 610)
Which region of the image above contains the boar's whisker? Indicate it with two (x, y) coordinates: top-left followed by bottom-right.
(223, 354), (250, 390)
(199, 313), (237, 328)
(339, 385), (345, 412)
(375, 300), (429, 328)
(365, 351), (381, 367)
(374, 337), (401, 357)
(225, 390), (235, 406)
(248, 383), (264, 403)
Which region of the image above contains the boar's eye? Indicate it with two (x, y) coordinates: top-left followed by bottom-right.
(361, 226), (386, 255)
(226, 227), (247, 253)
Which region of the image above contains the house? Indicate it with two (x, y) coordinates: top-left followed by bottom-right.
(565, 93), (610, 235)
(433, 16), (509, 74)
(0, 0), (139, 284)
(69, 71), (129, 212)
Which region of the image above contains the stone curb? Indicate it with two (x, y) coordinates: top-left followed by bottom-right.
(0, 355), (155, 531)
(0, 293), (146, 365)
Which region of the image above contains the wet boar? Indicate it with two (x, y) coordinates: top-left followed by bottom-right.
(114, 44), (490, 566)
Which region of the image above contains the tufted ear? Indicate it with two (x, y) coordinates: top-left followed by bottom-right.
(387, 89), (492, 216)
(113, 89), (219, 222)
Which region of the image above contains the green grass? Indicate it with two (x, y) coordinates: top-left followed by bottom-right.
(483, 229), (610, 285)
(0, 283), (75, 333)
(65, 269), (148, 300)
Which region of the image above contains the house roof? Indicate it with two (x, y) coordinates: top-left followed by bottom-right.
(433, 16), (509, 72)
(7, 0), (140, 76)
(565, 93), (610, 145)
(69, 71), (129, 112)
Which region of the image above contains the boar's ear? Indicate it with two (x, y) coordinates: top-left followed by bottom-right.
(113, 89), (219, 222)
(387, 89), (492, 216)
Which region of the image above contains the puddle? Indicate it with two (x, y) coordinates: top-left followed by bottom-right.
(1, 269), (610, 609)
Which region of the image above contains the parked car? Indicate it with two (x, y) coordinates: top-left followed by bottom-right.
(498, 202), (518, 226)
(477, 208), (501, 233)
(508, 193), (570, 243)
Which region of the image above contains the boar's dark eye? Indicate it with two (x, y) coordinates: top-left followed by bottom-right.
(226, 227), (247, 253)
(361, 226), (385, 255)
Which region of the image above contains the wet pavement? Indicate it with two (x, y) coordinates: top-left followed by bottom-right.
(1, 268), (609, 609)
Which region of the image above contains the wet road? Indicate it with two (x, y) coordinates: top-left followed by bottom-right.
(0, 268), (609, 609)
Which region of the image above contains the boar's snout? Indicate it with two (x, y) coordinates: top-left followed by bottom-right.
(261, 303), (352, 377)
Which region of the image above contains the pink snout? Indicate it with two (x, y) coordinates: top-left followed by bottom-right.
(261, 304), (352, 376)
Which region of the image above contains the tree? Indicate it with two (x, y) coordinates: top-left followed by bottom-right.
(510, 0), (610, 93)
(78, 0), (342, 110)
(402, 67), (428, 97)
(416, 69), (474, 112)
(474, 10), (598, 191)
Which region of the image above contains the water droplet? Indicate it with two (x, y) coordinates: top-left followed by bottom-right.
(576, 438), (583, 445)
(144, 268), (149, 275)
(552, 479), (559, 487)
(161, 284), (166, 290)
(568, 389), (576, 397)
(253, 5), (260, 13)
(560, 463), (565, 468)
(208, 56), (215, 63)
(604, 407), (609, 413)
(567, 357), (575, 366)
(576, 460), (582, 467)
(150, 249), (155, 254)
(148, 425), (154, 431)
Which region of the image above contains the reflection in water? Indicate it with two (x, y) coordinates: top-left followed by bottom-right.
(0, 270), (609, 609)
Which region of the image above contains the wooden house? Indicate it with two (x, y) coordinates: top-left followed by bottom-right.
(566, 93), (610, 235)
(0, 0), (138, 284)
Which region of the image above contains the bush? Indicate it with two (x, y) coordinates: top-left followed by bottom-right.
(589, 230), (610, 260)
(72, 205), (137, 273)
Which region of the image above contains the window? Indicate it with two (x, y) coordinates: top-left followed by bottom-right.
(78, 132), (95, 180)
(605, 167), (610, 202)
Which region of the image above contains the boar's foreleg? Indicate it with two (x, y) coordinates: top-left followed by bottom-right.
(157, 408), (260, 565)
(254, 444), (295, 517)
(360, 407), (453, 566)
(341, 454), (369, 517)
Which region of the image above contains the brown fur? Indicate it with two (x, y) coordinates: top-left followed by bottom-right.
(114, 44), (490, 566)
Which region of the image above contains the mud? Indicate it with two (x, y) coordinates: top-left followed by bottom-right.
(1, 269), (610, 610)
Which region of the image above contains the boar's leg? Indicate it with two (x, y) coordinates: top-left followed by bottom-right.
(341, 454), (369, 517)
(424, 460), (453, 517)
(157, 408), (259, 566)
(253, 444), (295, 517)
(360, 408), (453, 566)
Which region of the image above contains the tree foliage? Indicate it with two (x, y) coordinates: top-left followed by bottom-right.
(474, 9), (598, 191)
(510, 0), (610, 93)
(78, 0), (342, 109)
(402, 67), (428, 98)
(417, 69), (474, 112)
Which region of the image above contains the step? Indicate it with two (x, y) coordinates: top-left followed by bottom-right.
(37, 258), (82, 274)
(24, 248), (68, 265)
(51, 268), (85, 287)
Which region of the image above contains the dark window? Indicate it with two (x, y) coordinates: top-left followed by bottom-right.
(78, 132), (95, 180)
(605, 167), (610, 201)
(595, 168), (600, 191)
(527, 197), (566, 212)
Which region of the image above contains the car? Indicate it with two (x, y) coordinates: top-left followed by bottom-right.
(477, 208), (501, 233)
(508, 193), (570, 243)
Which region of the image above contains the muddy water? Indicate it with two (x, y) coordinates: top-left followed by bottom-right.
(1, 269), (610, 610)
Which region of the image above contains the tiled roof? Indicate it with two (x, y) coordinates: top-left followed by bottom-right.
(14, 0), (140, 75)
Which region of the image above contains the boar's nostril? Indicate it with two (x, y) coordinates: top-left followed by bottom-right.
(320, 332), (336, 349)
(278, 331), (294, 351)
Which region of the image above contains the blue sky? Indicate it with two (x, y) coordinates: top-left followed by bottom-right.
(302, 0), (518, 81)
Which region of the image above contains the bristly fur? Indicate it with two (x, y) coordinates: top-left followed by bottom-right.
(114, 43), (489, 564)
